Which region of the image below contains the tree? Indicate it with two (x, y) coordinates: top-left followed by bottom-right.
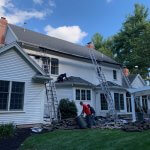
(112, 4), (150, 78)
(92, 33), (113, 57)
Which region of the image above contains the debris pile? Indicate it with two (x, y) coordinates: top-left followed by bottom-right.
(122, 120), (150, 132)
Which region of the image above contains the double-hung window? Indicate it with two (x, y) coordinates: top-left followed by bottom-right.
(42, 57), (59, 75)
(113, 70), (117, 80)
(75, 89), (91, 101)
(100, 93), (108, 110)
(114, 93), (124, 111)
(0, 80), (25, 111)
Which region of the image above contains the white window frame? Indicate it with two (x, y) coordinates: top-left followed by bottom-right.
(113, 70), (117, 80)
(42, 57), (59, 75)
(75, 88), (92, 101)
(0, 80), (25, 112)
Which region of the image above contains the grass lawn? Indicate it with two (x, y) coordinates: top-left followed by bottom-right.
(20, 129), (150, 150)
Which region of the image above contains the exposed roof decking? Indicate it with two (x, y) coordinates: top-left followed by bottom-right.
(8, 24), (120, 65)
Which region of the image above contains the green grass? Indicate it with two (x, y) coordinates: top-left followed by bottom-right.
(20, 129), (150, 150)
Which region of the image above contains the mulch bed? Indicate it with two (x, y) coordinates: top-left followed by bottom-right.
(0, 128), (32, 150)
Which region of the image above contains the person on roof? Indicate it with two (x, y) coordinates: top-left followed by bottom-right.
(80, 102), (92, 128)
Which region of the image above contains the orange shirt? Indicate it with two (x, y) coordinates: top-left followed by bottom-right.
(82, 104), (91, 115)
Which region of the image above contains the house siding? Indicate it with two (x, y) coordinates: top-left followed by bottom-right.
(24, 49), (122, 86)
(0, 48), (45, 125)
(132, 76), (145, 88)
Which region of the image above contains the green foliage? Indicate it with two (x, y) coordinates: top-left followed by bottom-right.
(112, 3), (150, 78)
(92, 33), (113, 57)
(0, 123), (15, 139)
(58, 99), (77, 119)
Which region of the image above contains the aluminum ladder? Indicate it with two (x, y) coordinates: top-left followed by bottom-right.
(44, 58), (59, 122)
(89, 49), (116, 117)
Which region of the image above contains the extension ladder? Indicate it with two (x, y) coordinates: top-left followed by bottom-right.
(89, 49), (116, 117)
(42, 54), (59, 122)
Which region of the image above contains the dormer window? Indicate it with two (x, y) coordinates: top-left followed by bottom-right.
(113, 70), (117, 80)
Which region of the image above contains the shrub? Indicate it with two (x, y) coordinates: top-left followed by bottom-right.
(0, 123), (15, 139)
(58, 99), (77, 119)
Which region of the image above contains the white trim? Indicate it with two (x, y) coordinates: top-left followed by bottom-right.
(0, 80), (25, 112)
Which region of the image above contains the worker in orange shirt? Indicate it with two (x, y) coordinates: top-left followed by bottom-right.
(80, 101), (92, 128)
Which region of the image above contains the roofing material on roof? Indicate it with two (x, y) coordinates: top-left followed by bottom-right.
(8, 24), (120, 65)
(55, 76), (95, 87)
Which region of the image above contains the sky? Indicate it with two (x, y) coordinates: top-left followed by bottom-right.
(1, 0), (150, 45)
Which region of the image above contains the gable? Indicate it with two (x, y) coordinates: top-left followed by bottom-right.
(0, 43), (45, 75)
(131, 75), (145, 88)
(0, 48), (36, 81)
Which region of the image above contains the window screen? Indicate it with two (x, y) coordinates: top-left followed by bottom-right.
(100, 93), (108, 110)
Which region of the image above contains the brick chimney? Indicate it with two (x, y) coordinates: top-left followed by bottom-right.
(86, 42), (95, 49)
(123, 67), (130, 76)
(0, 17), (8, 44)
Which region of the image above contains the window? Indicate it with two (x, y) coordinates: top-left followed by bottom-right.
(42, 57), (59, 75)
(126, 92), (132, 112)
(100, 93), (108, 110)
(0, 80), (25, 111)
(114, 93), (124, 111)
(10, 82), (24, 110)
(75, 89), (91, 100)
(42, 57), (50, 74)
(81, 90), (86, 100)
(76, 89), (80, 100)
(142, 95), (148, 113)
(0, 81), (9, 110)
(51, 58), (59, 75)
(113, 70), (117, 80)
(87, 90), (91, 100)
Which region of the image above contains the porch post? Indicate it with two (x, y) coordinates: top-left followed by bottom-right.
(140, 96), (143, 107)
(131, 94), (136, 122)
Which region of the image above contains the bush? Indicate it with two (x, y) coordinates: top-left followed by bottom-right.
(0, 123), (15, 139)
(58, 99), (77, 119)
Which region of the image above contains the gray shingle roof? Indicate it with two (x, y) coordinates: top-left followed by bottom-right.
(55, 76), (94, 87)
(128, 74), (137, 83)
(97, 81), (126, 90)
(8, 24), (119, 65)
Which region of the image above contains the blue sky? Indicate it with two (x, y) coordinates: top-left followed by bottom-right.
(1, 0), (150, 45)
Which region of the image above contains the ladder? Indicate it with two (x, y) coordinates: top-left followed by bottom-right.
(89, 49), (116, 117)
(43, 57), (59, 122)
(45, 79), (59, 121)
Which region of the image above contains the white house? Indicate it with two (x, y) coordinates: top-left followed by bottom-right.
(0, 17), (150, 125)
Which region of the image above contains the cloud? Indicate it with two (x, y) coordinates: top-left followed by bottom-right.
(0, 0), (51, 24)
(44, 25), (87, 43)
(33, 0), (43, 4)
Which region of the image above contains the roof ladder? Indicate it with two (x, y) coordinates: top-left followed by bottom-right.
(89, 48), (116, 118)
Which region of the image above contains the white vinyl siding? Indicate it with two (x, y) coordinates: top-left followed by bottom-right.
(0, 49), (45, 125)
